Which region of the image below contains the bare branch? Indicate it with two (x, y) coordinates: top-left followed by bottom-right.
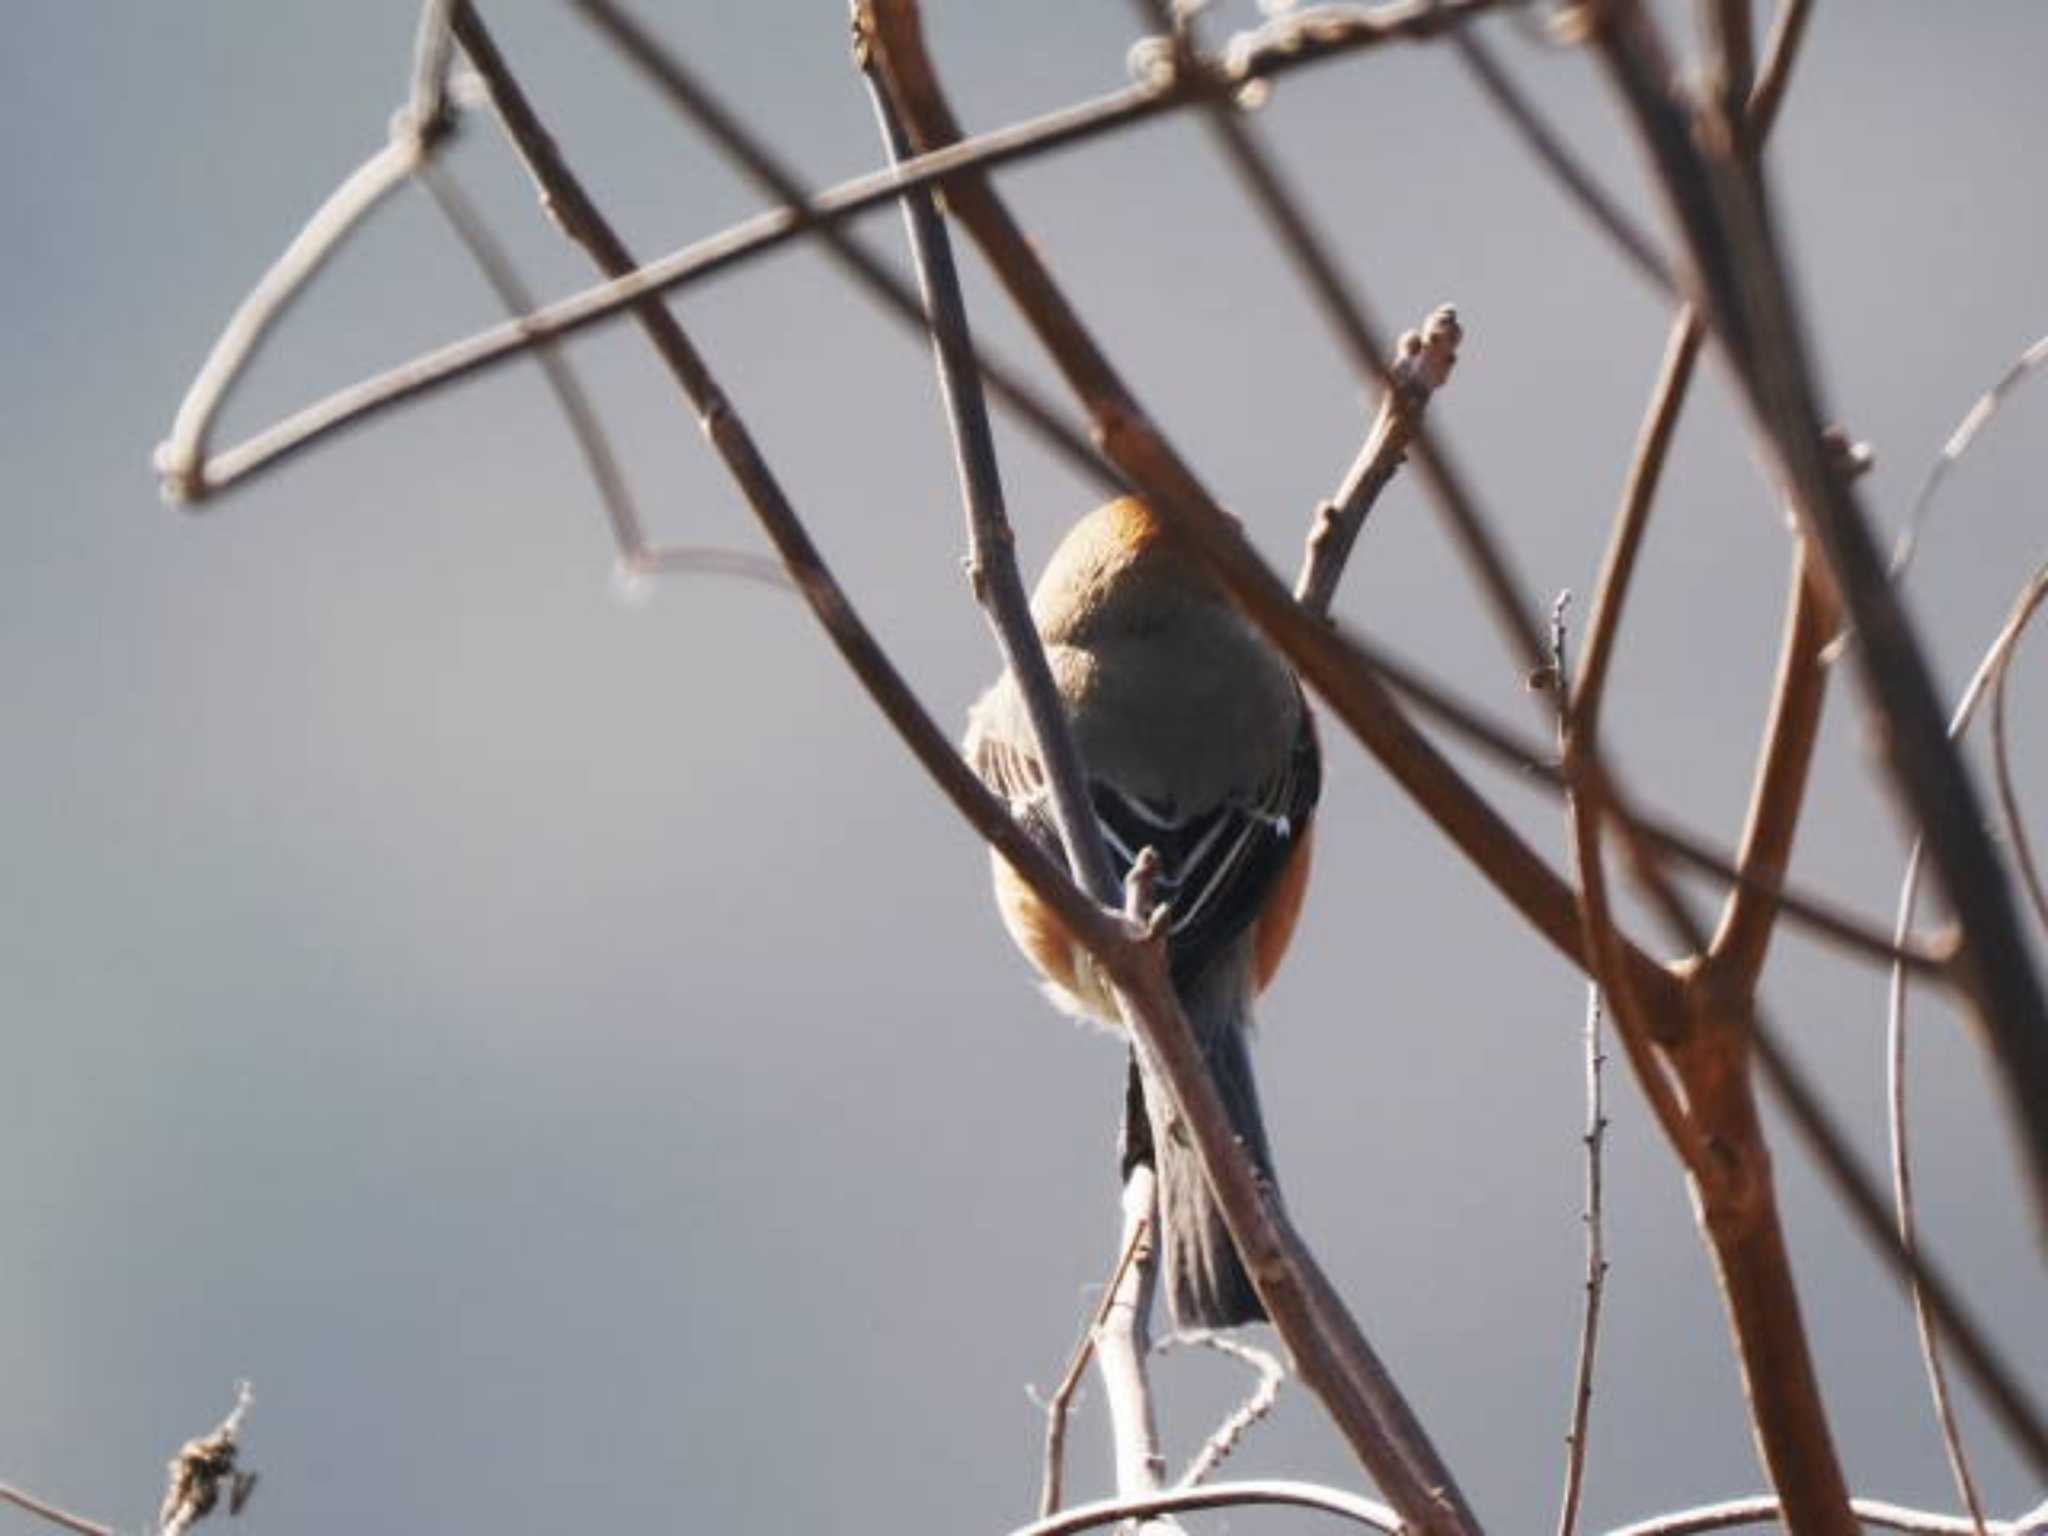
(0, 1484), (114, 1536)
(1553, 591), (1610, 1536)
(1705, 435), (1867, 991)
(1297, 306), (1462, 616)
(855, 6), (1120, 907)
(155, 127), (437, 501)
(1987, 576), (2048, 937)
(418, 161), (651, 560)
(1093, 1169), (1174, 1531)
(1592, 0), (2048, 1227)
(165, 0), (1506, 506)
(1890, 334), (2048, 582)
(405, 0), (458, 133)
(452, 0), (1127, 988)
(158, 1382), (255, 1536)
(1005, 1478), (1401, 1536)
(1039, 1205), (1153, 1517)
(1175, 1334), (1286, 1488)
(1135, 0), (1550, 680)
(1448, 26), (1674, 296)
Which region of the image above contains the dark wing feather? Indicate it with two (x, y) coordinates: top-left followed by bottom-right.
(969, 691), (1321, 989)
(1091, 704), (1320, 987)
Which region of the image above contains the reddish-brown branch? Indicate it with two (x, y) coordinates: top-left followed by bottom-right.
(1592, 0), (2048, 1229)
(1705, 536), (1837, 990)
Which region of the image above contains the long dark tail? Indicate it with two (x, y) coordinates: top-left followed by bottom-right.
(1129, 946), (1274, 1332)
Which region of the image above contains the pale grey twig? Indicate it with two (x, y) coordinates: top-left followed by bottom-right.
(1989, 589), (2048, 934)
(0, 1483), (113, 1536)
(406, 0), (458, 132)
(1174, 1333), (1286, 1488)
(1556, 981), (1608, 1536)
(1094, 1167), (1176, 1534)
(1891, 334), (2048, 582)
(155, 124), (440, 502)
(1038, 1208), (1153, 1517)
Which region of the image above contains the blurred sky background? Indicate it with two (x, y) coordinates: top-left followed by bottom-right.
(4, 4), (2046, 1534)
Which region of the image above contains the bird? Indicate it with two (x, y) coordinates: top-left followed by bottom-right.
(964, 495), (1321, 1331)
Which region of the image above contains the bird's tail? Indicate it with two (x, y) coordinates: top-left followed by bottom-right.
(1143, 949), (1274, 1332)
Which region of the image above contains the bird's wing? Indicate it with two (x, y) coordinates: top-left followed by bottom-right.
(969, 697), (1320, 988)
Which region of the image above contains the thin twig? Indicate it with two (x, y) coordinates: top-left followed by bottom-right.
(451, 0), (1126, 986)
(1447, 25), (1673, 296)
(1004, 1478), (1401, 1536)
(158, 1382), (256, 1536)
(1040, 1210), (1154, 1517)
(1175, 1334), (1286, 1488)
(1890, 333), (2048, 583)
(1556, 983), (1609, 1536)
(0, 1484), (114, 1536)
(1704, 434), (1867, 991)
(1296, 305), (1462, 615)
(1135, 0), (1550, 681)
(618, 545), (794, 595)
(405, 0), (458, 133)
(418, 160), (652, 560)
(854, 5), (1120, 908)
(156, 126), (439, 500)
(1551, 585), (1608, 1536)
(1988, 580), (2048, 937)
(1890, 564), (2048, 1531)
(1093, 1168), (1175, 1533)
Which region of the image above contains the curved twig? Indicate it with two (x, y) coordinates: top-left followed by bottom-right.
(1175, 1333), (1286, 1488)
(1003, 1477), (1401, 1536)
(1891, 333), (2048, 582)
(161, 0), (1503, 507)
(1989, 589), (2048, 935)
(156, 125), (437, 501)
(1890, 563), (2048, 1533)
(418, 161), (651, 560)
(1604, 1494), (2009, 1536)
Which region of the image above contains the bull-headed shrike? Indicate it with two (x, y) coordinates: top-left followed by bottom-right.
(966, 496), (1320, 1330)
